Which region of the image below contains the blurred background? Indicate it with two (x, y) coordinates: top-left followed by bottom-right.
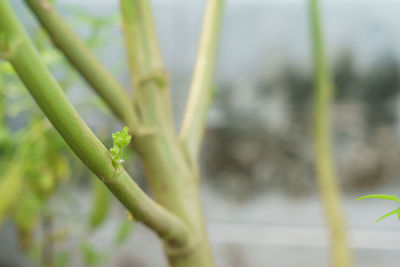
(1, 0), (400, 266)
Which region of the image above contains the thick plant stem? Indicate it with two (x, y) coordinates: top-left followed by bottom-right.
(0, 0), (189, 246)
(24, 0), (138, 128)
(180, 0), (224, 163)
(309, 0), (352, 267)
(120, 1), (214, 266)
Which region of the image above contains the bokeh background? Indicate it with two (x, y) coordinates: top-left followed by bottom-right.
(1, 0), (400, 266)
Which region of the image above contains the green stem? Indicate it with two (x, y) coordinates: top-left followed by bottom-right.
(179, 0), (224, 162)
(24, 0), (138, 128)
(0, 0), (188, 246)
(309, 1), (352, 266)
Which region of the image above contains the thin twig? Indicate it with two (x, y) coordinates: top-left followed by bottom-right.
(179, 0), (224, 162)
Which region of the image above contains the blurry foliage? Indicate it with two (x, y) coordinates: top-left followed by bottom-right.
(0, 5), (134, 267)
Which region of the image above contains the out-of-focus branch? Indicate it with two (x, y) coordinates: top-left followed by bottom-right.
(24, 0), (138, 128)
(179, 0), (224, 163)
(309, 0), (352, 266)
(120, 0), (174, 134)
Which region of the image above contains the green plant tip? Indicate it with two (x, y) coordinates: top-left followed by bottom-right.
(110, 126), (131, 168)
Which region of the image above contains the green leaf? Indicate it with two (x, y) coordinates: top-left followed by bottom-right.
(356, 194), (400, 202)
(376, 208), (399, 223)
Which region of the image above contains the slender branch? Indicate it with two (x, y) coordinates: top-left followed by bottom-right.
(309, 1), (352, 267)
(24, 0), (138, 128)
(0, 0), (189, 246)
(179, 0), (224, 162)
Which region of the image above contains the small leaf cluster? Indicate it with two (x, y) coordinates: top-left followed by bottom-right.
(356, 194), (400, 223)
(110, 126), (131, 168)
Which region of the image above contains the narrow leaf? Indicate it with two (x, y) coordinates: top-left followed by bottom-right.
(397, 207), (400, 221)
(356, 194), (400, 202)
(376, 208), (398, 223)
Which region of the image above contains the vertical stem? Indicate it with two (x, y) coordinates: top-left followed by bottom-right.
(179, 0), (224, 163)
(120, 0), (174, 134)
(309, 1), (352, 267)
(120, 0), (189, 221)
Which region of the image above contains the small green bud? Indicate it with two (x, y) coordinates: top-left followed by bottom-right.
(110, 127), (131, 168)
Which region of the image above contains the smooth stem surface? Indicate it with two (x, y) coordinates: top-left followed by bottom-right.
(0, 0), (189, 246)
(179, 0), (224, 162)
(24, 0), (138, 128)
(309, 0), (352, 266)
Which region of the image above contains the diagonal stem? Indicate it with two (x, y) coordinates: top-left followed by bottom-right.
(24, 0), (138, 128)
(0, 0), (189, 246)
